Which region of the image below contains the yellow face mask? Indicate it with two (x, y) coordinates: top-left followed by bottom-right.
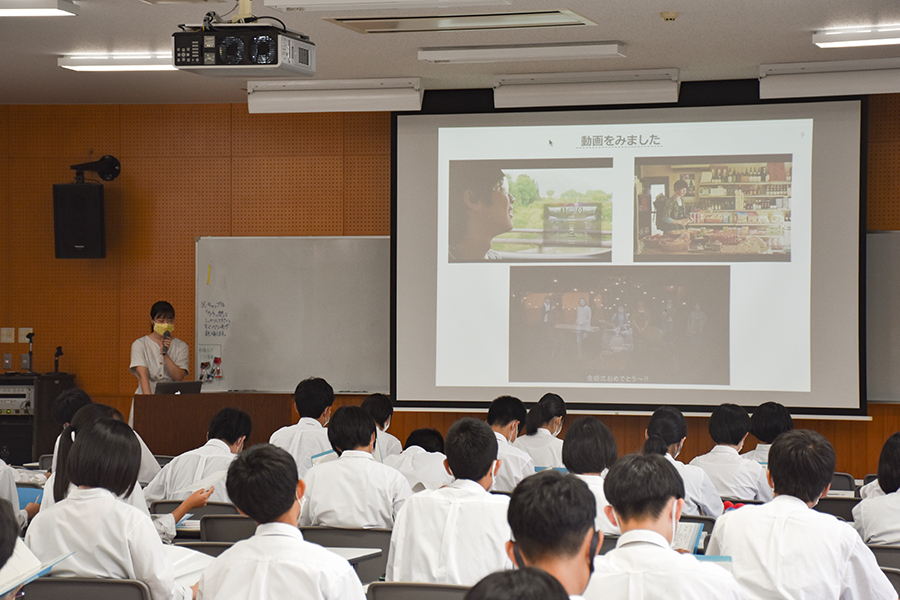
(153, 322), (175, 336)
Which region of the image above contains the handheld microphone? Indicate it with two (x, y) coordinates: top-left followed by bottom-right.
(162, 331), (171, 356)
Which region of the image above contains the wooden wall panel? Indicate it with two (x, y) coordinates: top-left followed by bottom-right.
(868, 95), (900, 144)
(121, 105), (231, 158)
(231, 105), (343, 156)
(343, 113), (391, 155)
(0, 105), (7, 158)
(8, 105), (119, 158)
(344, 155), (391, 235)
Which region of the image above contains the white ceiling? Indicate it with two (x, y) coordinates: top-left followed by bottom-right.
(2, 0), (900, 105)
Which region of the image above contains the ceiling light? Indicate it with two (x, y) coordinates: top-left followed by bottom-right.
(493, 69), (679, 108)
(0, 0), (77, 16)
(58, 53), (176, 72)
(247, 78), (422, 113)
(329, 10), (595, 34)
(813, 27), (900, 48)
(759, 58), (900, 98)
(419, 42), (623, 64)
(266, 0), (507, 12)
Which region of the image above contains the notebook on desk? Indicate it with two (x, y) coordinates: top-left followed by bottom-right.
(155, 381), (203, 395)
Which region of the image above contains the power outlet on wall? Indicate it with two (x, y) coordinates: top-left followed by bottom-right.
(2, 354), (10, 369)
(20, 354), (29, 370)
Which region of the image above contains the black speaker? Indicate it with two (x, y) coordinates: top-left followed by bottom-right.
(53, 183), (106, 258)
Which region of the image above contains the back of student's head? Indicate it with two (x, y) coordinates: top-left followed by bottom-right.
(55, 403), (125, 502)
(404, 428), (444, 454)
(708, 403), (750, 446)
(768, 429), (835, 503)
(524, 393), (566, 435)
(508, 470), (595, 562)
(604, 453), (684, 521)
(327, 405), (376, 454)
(750, 402), (793, 444)
(465, 568), (569, 600)
(208, 407), (252, 445)
(68, 418), (140, 498)
(445, 418), (497, 481)
(645, 406), (687, 454)
(293, 377), (334, 419)
(360, 394), (393, 429)
(0, 499), (17, 568)
(227, 444), (298, 524)
(51, 388), (93, 426)
(562, 417), (618, 474)
(877, 432), (900, 495)
(487, 395), (527, 429)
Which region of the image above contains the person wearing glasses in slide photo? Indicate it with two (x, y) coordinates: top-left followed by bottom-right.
(130, 301), (189, 395)
(448, 162), (515, 262)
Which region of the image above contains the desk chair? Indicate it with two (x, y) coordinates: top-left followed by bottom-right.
(16, 483), (42, 510)
(869, 545), (900, 570)
(154, 455), (175, 468)
(812, 497), (860, 522)
(722, 497), (765, 505)
(22, 577), (151, 600)
(882, 567), (900, 594)
(831, 472), (856, 492)
(366, 582), (469, 600)
(864, 474), (878, 486)
(150, 500), (239, 518)
(679, 515), (716, 554)
(200, 514), (257, 542)
(175, 541), (234, 557)
(300, 527), (391, 584)
(38, 454), (53, 472)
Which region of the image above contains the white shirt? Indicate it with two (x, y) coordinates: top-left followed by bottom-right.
(513, 428), (564, 469)
(853, 490), (900, 545)
(269, 417), (333, 478)
(386, 479), (512, 586)
(573, 473), (619, 536)
(689, 446), (773, 502)
(584, 529), (746, 600)
(300, 450), (412, 529)
(129, 335), (190, 395)
(741, 444), (771, 465)
(0, 460), (27, 530)
(493, 432), (535, 494)
(373, 428), (402, 464)
(26, 487), (192, 600)
(707, 494), (896, 600)
(664, 453), (723, 517)
(859, 479), (885, 500)
(197, 522), (364, 600)
(143, 439), (235, 504)
(52, 430), (161, 486)
(383, 446), (453, 491)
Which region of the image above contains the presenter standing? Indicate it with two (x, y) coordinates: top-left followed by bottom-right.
(130, 301), (189, 395)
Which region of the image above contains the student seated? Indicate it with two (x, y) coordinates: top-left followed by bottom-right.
(0, 459), (38, 533)
(487, 395), (534, 493)
(196, 444), (365, 600)
(513, 393), (566, 469)
(269, 377), (335, 478)
(583, 453), (745, 600)
(562, 417), (620, 535)
(300, 406), (411, 528)
(689, 404), (773, 501)
(144, 407), (252, 505)
(465, 568), (569, 600)
(853, 431), (900, 544)
(383, 428), (453, 491)
(26, 419), (196, 600)
(0, 499), (24, 600)
(742, 401), (792, 465)
(386, 418), (512, 585)
(506, 470), (601, 597)
(643, 406), (723, 517)
(360, 393), (402, 463)
(707, 429), (896, 600)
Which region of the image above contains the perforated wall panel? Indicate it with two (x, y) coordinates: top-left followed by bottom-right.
(231, 105), (343, 156)
(868, 94), (900, 145)
(344, 155), (390, 235)
(8, 105), (119, 158)
(0, 105), (8, 158)
(121, 105), (231, 157)
(868, 141), (900, 230)
(343, 113), (391, 155)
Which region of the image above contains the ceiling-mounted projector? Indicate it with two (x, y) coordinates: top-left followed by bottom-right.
(173, 24), (315, 76)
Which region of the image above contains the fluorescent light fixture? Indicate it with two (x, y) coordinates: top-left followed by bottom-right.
(493, 69), (679, 108)
(58, 53), (176, 72)
(419, 42), (623, 64)
(266, 0), (507, 12)
(247, 78), (422, 113)
(0, 0), (77, 16)
(759, 58), (900, 98)
(813, 26), (900, 48)
(329, 10), (595, 35)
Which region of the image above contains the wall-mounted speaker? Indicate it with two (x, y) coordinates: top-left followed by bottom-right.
(53, 183), (106, 259)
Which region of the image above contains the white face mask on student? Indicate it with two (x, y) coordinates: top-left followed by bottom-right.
(486, 460), (499, 491)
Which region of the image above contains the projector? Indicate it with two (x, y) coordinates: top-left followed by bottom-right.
(173, 24), (315, 77)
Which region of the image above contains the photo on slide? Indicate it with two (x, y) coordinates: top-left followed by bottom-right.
(509, 265), (730, 385)
(634, 155), (792, 263)
(447, 159), (613, 263)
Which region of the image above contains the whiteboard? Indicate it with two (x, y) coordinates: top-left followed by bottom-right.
(867, 231), (900, 402)
(195, 236), (390, 393)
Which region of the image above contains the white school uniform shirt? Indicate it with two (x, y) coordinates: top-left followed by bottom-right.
(492, 431), (535, 494)
(386, 478), (512, 586)
(143, 438), (235, 505)
(269, 417), (332, 478)
(707, 494), (896, 600)
(664, 453), (723, 517)
(689, 446), (773, 501)
(52, 430), (161, 486)
(300, 450), (412, 529)
(583, 529), (746, 600)
(129, 335), (190, 395)
(0, 460), (27, 530)
(197, 522), (365, 600)
(859, 478), (886, 500)
(25, 487), (192, 600)
(512, 428), (564, 469)
(852, 490), (900, 545)
(741, 443), (771, 465)
(573, 473), (619, 536)
(373, 427), (402, 463)
(383, 446), (453, 491)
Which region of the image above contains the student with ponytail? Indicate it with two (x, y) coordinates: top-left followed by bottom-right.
(513, 393), (566, 469)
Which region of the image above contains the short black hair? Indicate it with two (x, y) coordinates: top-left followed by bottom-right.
(68, 418), (141, 498)
(750, 402), (793, 444)
(150, 301), (175, 320)
(465, 568), (568, 600)
(768, 429), (835, 503)
(487, 396), (527, 429)
(877, 432), (900, 495)
(293, 377), (334, 419)
(360, 393), (394, 428)
(524, 393), (566, 435)
(54, 403), (125, 502)
(226, 444), (298, 524)
(673, 179), (688, 192)
(562, 417), (618, 474)
(404, 428), (444, 454)
(708, 404), (750, 446)
(646, 406), (687, 446)
(445, 418), (498, 481)
(0, 499), (18, 566)
(208, 407), (252, 445)
(51, 388), (93, 426)
(327, 406), (376, 454)
(604, 453), (684, 521)
(448, 161), (506, 246)
(508, 470), (595, 562)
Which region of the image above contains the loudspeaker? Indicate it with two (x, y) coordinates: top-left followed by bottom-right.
(53, 183), (106, 258)
(0, 417), (33, 467)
